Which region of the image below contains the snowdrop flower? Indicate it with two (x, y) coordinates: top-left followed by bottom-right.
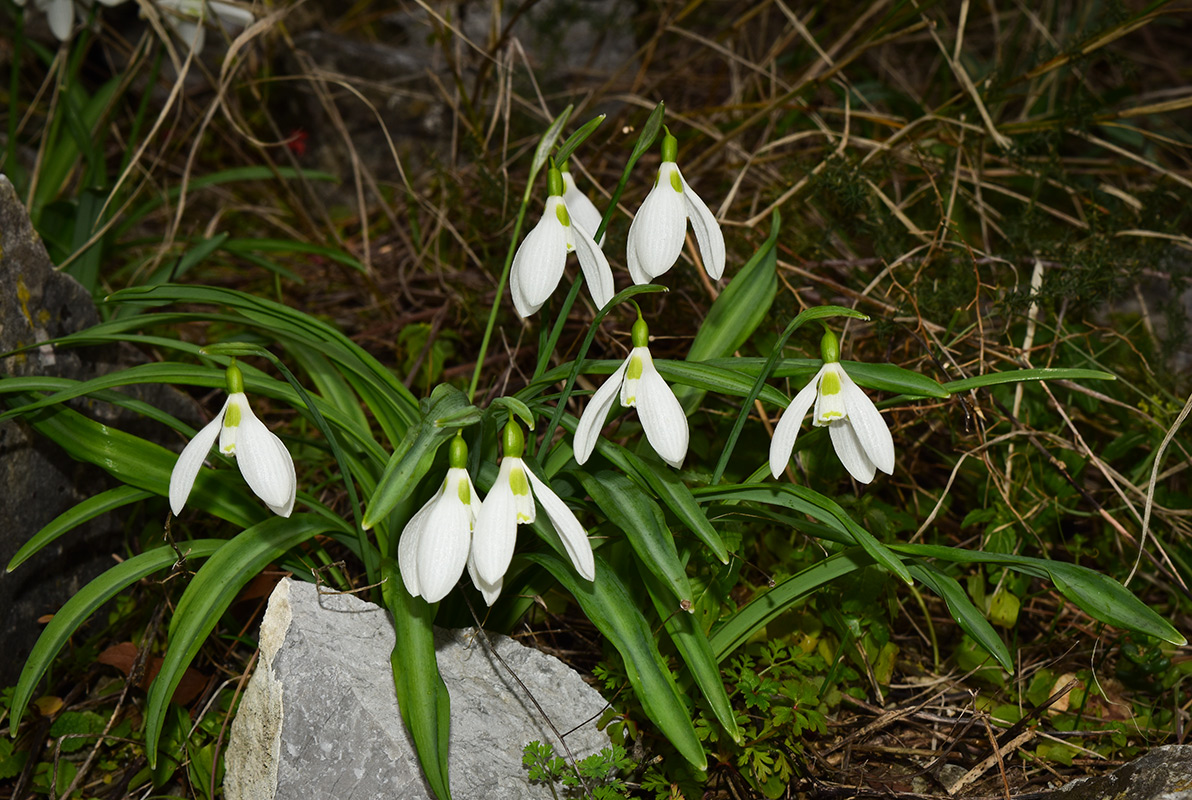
(627, 128), (725, 285)
(155, 0), (253, 52)
(573, 314), (688, 468)
(169, 361), (297, 517)
(399, 435), (483, 604)
(510, 164), (614, 318)
(769, 330), (895, 484)
(471, 422), (595, 604)
(559, 161), (605, 247)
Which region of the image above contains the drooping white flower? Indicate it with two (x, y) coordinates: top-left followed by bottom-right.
(398, 436), (482, 604)
(627, 127), (725, 285)
(510, 164), (614, 318)
(574, 315), (688, 468)
(169, 361), (297, 517)
(768, 331), (895, 484)
(559, 162), (605, 247)
(155, 0), (254, 52)
(471, 423), (595, 604)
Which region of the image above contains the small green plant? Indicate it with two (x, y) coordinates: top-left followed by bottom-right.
(522, 740), (635, 800)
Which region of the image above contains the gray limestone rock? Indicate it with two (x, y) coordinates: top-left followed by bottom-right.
(1047, 745), (1192, 800)
(225, 577), (612, 800)
(0, 173), (112, 688)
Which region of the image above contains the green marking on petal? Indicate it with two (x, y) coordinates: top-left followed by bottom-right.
(627, 354), (644, 381)
(819, 370), (842, 396)
(510, 465), (530, 497)
(556, 201), (571, 228)
(457, 478), (470, 505)
(669, 169), (682, 193)
(223, 402), (242, 427)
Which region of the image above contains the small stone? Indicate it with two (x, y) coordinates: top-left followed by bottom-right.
(225, 577), (612, 800)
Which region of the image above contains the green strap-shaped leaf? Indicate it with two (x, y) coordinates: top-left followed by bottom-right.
(524, 551), (707, 771)
(7, 486), (154, 572)
(697, 484), (911, 585)
(9, 539), (225, 734)
(363, 385), (480, 530)
(580, 470), (694, 607)
(709, 358), (950, 399)
(908, 563), (1013, 672)
(679, 210), (780, 412)
(147, 516), (334, 767)
(943, 367), (1115, 393)
(380, 557), (453, 800)
(601, 442), (728, 564)
(710, 549), (873, 661)
(641, 570), (742, 744)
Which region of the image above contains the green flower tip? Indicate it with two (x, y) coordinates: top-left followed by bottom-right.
(661, 128), (678, 163)
(502, 422), (525, 458)
(547, 165), (564, 197)
(631, 316), (650, 348)
(449, 433), (468, 469)
(225, 360), (244, 394)
(820, 329), (840, 364)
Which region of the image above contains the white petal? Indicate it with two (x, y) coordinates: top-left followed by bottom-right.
(471, 462), (519, 584)
(172, 18), (205, 51)
(679, 171), (726, 280)
(46, 0), (73, 40)
(398, 497), (437, 598)
(209, 0), (253, 28)
(416, 491), (472, 603)
(768, 369), (822, 478)
(231, 395), (297, 515)
(839, 368), (895, 475)
(625, 210), (653, 287)
(570, 217), (615, 311)
(562, 172), (605, 247)
(168, 401), (228, 515)
(526, 470), (594, 581)
(510, 203), (568, 317)
(627, 163), (687, 282)
(829, 420), (877, 484)
(634, 349), (688, 468)
(466, 549), (502, 606)
(573, 357), (630, 465)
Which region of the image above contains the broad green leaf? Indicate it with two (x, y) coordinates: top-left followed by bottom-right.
(147, 516), (334, 767)
(580, 470), (693, 607)
(554, 114), (606, 166)
(381, 558), (453, 800)
(909, 563), (1013, 672)
(9, 540), (224, 733)
(715, 358), (950, 399)
(1048, 562), (1185, 646)
(944, 368), (1115, 393)
(602, 442), (728, 564)
(363, 385), (480, 530)
(7, 486), (154, 572)
(642, 570), (741, 744)
(524, 551), (706, 770)
(697, 484), (911, 585)
(710, 550), (873, 660)
(680, 210), (780, 412)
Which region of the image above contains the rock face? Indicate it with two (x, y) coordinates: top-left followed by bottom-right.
(225, 577), (612, 800)
(0, 173), (112, 688)
(1048, 745), (1192, 800)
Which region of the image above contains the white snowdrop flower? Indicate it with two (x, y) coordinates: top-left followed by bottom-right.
(471, 423), (595, 604)
(573, 315), (688, 468)
(155, 0), (253, 52)
(626, 128), (725, 285)
(510, 165), (614, 318)
(398, 436), (482, 604)
(169, 361), (297, 517)
(769, 330), (895, 485)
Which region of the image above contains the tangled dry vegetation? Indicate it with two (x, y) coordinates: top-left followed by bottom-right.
(4, 1), (1192, 798)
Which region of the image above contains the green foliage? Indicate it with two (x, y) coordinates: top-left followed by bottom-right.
(522, 740), (635, 800)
